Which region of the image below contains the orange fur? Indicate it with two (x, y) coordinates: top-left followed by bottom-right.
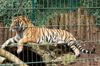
(10, 16), (95, 57)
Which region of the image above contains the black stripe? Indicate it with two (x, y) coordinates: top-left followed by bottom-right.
(67, 40), (75, 46)
(13, 38), (18, 43)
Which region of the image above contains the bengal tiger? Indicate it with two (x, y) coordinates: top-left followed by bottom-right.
(1, 16), (95, 57)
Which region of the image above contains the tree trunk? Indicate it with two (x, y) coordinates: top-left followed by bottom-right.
(0, 48), (28, 66)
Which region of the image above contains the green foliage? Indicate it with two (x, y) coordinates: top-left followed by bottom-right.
(81, 0), (100, 28)
(1, 0), (100, 27)
(34, 0), (81, 26)
(0, 0), (32, 26)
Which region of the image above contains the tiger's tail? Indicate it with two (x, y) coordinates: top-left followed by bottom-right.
(75, 41), (95, 54)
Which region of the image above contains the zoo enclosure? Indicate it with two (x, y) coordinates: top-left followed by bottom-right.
(0, 0), (100, 66)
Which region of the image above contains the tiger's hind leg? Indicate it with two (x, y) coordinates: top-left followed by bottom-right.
(67, 40), (80, 58)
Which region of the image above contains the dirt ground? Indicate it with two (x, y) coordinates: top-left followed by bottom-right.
(68, 43), (100, 66)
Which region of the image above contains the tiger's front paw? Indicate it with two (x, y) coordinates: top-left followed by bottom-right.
(17, 45), (23, 54)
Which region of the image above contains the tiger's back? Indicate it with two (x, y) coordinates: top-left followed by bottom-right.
(35, 27), (76, 44)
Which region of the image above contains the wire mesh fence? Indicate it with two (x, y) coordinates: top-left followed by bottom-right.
(0, 0), (100, 66)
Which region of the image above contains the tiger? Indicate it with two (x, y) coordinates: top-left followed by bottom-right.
(1, 16), (95, 57)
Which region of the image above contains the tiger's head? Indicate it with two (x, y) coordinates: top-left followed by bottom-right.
(10, 16), (33, 32)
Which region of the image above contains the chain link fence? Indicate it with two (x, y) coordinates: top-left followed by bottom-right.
(0, 0), (100, 66)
